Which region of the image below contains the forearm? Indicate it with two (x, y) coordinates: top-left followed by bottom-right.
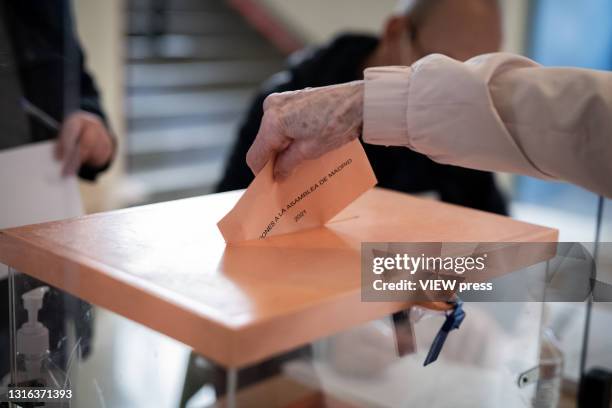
(362, 53), (612, 197)
(247, 52), (612, 195)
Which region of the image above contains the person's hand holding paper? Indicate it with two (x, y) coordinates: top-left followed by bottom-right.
(55, 111), (115, 177)
(218, 138), (376, 242)
(246, 82), (364, 181)
(21, 98), (115, 179)
(220, 81), (375, 243)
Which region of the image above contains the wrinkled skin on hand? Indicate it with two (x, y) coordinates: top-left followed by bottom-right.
(246, 81), (364, 180)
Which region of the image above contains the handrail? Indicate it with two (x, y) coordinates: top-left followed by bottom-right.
(226, 0), (303, 54)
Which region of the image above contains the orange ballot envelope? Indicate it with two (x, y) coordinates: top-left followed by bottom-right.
(218, 139), (378, 242)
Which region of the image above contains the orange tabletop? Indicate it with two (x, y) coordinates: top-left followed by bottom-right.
(0, 188), (557, 368)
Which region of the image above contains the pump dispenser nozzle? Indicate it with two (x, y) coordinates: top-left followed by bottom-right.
(17, 286), (50, 381)
(23, 286), (49, 326)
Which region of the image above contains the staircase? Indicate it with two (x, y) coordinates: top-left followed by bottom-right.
(124, 0), (288, 204)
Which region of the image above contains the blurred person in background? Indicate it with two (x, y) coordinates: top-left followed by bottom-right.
(0, 0), (115, 177)
(216, 0), (507, 215)
(245, 14), (612, 199)
(0, 0), (115, 381)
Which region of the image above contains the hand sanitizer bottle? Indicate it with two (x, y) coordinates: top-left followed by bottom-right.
(15, 286), (70, 407)
(16, 286), (50, 385)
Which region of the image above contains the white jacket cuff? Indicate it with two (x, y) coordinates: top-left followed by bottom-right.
(362, 66), (412, 147)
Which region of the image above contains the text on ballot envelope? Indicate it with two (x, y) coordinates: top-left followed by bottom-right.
(217, 139), (377, 242)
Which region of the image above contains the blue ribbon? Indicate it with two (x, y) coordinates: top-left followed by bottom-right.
(423, 298), (466, 366)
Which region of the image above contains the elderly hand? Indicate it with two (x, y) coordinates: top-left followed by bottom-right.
(55, 111), (114, 177)
(246, 81), (364, 180)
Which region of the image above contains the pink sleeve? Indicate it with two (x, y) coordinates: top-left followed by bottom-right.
(362, 66), (413, 147)
(362, 53), (612, 198)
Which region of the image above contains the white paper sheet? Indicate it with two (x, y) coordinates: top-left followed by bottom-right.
(0, 141), (83, 279)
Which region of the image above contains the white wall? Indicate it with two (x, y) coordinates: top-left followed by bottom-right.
(259, 0), (530, 54)
(73, 0), (126, 212)
(499, 0), (530, 54)
(259, 0), (397, 44)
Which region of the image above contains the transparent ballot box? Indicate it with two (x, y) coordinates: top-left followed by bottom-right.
(579, 198), (612, 408)
(1, 189), (601, 407)
(2, 267), (553, 408)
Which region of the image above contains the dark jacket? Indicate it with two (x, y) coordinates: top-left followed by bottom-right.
(216, 34), (507, 215)
(0, 1), (106, 379)
(1, 0), (112, 180)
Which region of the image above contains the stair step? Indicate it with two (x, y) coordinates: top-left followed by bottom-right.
(127, 88), (254, 119)
(135, 185), (216, 205)
(123, 0), (286, 204)
(128, 112), (242, 132)
(126, 59), (281, 88)
(128, 82), (264, 97)
(125, 159), (226, 201)
(128, 121), (237, 155)
(128, 11), (254, 36)
(127, 0), (228, 12)
(127, 34), (282, 61)
(129, 144), (230, 172)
